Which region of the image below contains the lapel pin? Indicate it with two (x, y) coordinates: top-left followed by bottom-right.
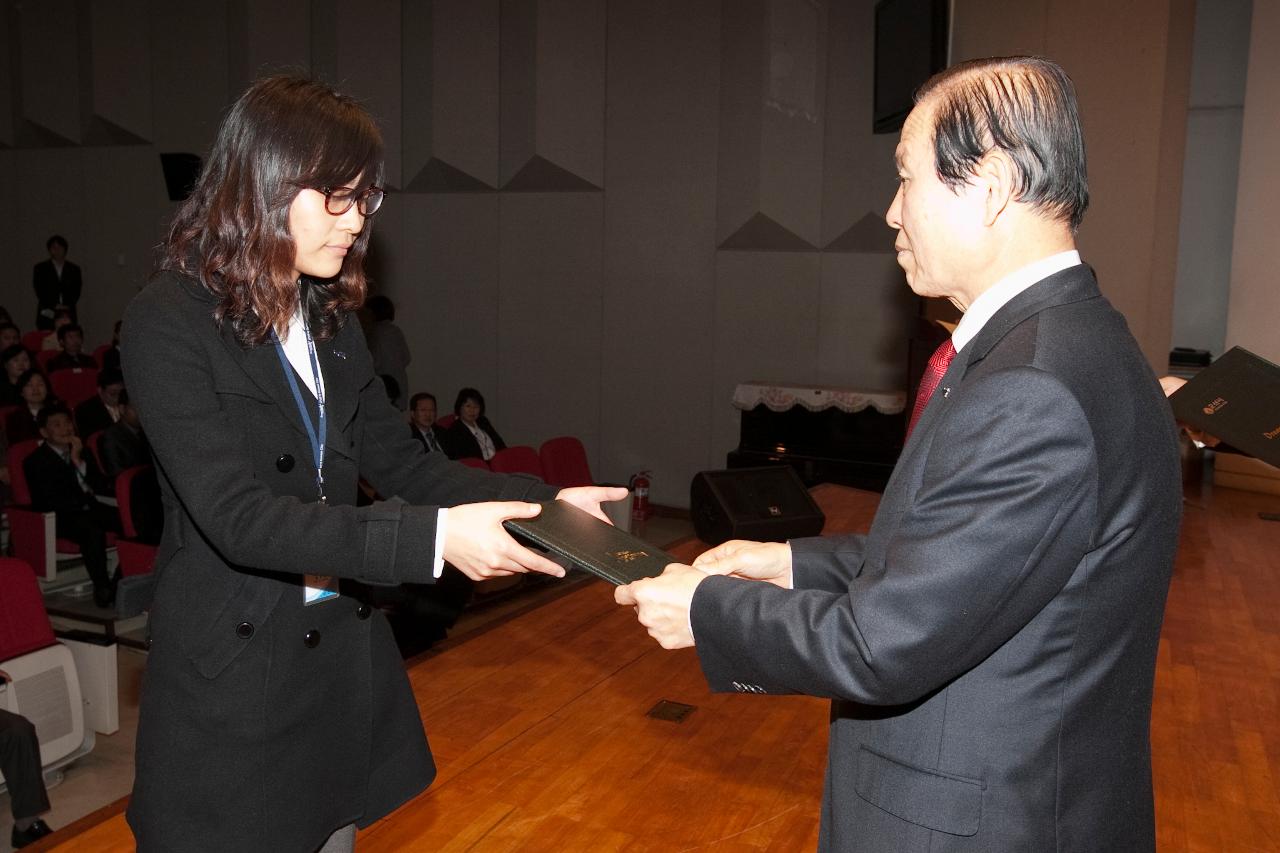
(943, 387), (951, 398)
(334, 350), (347, 359)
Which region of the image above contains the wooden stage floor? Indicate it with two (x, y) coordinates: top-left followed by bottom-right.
(32, 485), (1280, 851)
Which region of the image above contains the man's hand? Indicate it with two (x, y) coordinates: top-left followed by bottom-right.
(555, 485), (629, 523)
(442, 501), (566, 581)
(1159, 375), (1221, 447)
(614, 563), (707, 649)
(692, 540), (793, 588)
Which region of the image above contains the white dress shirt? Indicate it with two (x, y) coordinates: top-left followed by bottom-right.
(281, 309), (447, 578)
(951, 250), (1081, 354)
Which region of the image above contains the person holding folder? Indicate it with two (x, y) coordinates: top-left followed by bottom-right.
(121, 75), (622, 853)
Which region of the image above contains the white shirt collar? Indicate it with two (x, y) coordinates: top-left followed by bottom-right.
(280, 306), (325, 399)
(951, 250), (1081, 353)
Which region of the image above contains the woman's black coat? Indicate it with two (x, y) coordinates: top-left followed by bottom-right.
(121, 271), (553, 852)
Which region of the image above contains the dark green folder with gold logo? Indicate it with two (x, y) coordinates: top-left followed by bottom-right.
(1169, 346), (1280, 468)
(503, 500), (675, 585)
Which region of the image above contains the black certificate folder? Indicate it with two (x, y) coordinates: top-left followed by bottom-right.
(1169, 346), (1280, 468)
(504, 501), (676, 585)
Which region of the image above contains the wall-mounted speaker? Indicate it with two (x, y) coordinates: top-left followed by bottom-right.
(690, 466), (825, 546)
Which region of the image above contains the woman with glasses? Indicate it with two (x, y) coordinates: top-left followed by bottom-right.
(121, 75), (623, 853)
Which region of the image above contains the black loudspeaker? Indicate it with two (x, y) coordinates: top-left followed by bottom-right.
(690, 466), (825, 546)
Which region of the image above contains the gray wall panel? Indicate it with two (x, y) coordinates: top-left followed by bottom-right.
(394, 194), (502, 410)
(712, 251), (822, 466)
(816, 254), (915, 390)
(601, 0), (720, 504)
(496, 193), (605, 453)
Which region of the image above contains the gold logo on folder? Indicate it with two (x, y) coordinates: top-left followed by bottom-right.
(1265, 426), (1280, 440)
(1203, 397), (1227, 416)
(611, 550), (649, 563)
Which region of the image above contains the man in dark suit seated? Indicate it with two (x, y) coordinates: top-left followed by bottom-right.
(44, 324), (96, 373)
(407, 392), (445, 454)
(32, 235), (82, 331)
(73, 367), (124, 439)
(98, 389), (162, 545)
(23, 405), (121, 607)
(0, 677), (56, 849)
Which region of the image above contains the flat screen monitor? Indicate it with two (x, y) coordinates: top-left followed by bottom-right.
(873, 0), (950, 134)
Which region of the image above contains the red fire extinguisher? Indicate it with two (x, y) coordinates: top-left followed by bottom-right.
(629, 470), (652, 522)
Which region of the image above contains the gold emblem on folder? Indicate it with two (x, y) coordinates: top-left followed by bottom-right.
(611, 550), (649, 563)
(1203, 397), (1227, 416)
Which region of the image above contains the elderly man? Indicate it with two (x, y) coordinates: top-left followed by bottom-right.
(618, 57), (1181, 852)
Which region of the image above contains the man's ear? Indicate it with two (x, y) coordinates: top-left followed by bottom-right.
(978, 151), (1017, 226)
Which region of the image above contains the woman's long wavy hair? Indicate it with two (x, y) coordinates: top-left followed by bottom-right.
(159, 75), (384, 345)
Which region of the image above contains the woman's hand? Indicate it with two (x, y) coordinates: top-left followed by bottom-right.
(692, 539), (794, 588)
(555, 485), (630, 523)
(442, 501), (566, 581)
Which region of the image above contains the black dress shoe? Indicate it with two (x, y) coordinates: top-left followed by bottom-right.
(12, 818), (55, 848)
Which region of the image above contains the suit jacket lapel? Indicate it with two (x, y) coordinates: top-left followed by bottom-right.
(898, 264), (1102, 458)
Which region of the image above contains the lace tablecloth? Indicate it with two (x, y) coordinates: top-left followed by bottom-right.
(732, 382), (906, 416)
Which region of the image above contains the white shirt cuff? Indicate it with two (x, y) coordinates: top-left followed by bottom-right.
(433, 508), (448, 579)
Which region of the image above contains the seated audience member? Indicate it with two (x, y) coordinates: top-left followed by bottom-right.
(408, 392), (445, 454)
(100, 389), (161, 543)
(40, 311), (72, 351)
(0, 688), (56, 849)
(23, 405), (120, 607)
(99, 320), (123, 373)
(365, 295), (410, 410)
(98, 387), (150, 478)
(1, 344), (33, 407)
(5, 370), (54, 444)
(75, 367), (124, 438)
(0, 321), (20, 351)
(442, 387), (506, 461)
(45, 323), (96, 373)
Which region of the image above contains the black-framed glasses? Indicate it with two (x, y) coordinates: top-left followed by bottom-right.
(318, 185), (386, 216)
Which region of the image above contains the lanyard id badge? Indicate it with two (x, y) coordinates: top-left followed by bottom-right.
(273, 312), (338, 605)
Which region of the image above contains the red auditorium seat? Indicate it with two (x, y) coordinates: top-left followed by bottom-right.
(92, 343), (112, 368)
(0, 558), (58, 662)
(115, 465), (158, 577)
(51, 368), (99, 407)
(488, 446), (544, 479)
(435, 413), (456, 430)
(21, 330), (51, 353)
(539, 436), (593, 488)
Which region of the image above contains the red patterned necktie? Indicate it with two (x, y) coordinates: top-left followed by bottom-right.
(907, 338), (957, 439)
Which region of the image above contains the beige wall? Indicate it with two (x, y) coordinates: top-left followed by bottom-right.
(1, 0), (1204, 506)
(1226, 0), (1280, 363)
(952, 0), (1195, 370)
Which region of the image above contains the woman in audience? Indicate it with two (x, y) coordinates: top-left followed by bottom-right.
(1, 344), (32, 407)
(442, 386), (507, 462)
(121, 74), (622, 853)
(4, 370), (53, 444)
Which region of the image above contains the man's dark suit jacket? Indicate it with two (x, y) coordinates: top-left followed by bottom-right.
(691, 266), (1182, 852)
(23, 441), (109, 513)
(441, 416), (506, 461)
(32, 259), (82, 329)
(121, 270), (556, 852)
(409, 423), (444, 454)
(75, 396), (117, 439)
(99, 420), (151, 480)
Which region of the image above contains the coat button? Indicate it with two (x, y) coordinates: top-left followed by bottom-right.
(356, 604), (371, 620)
(304, 629), (321, 648)
(276, 454), (295, 473)
(236, 621), (254, 639)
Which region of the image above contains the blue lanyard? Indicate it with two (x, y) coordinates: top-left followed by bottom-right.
(272, 314), (327, 502)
